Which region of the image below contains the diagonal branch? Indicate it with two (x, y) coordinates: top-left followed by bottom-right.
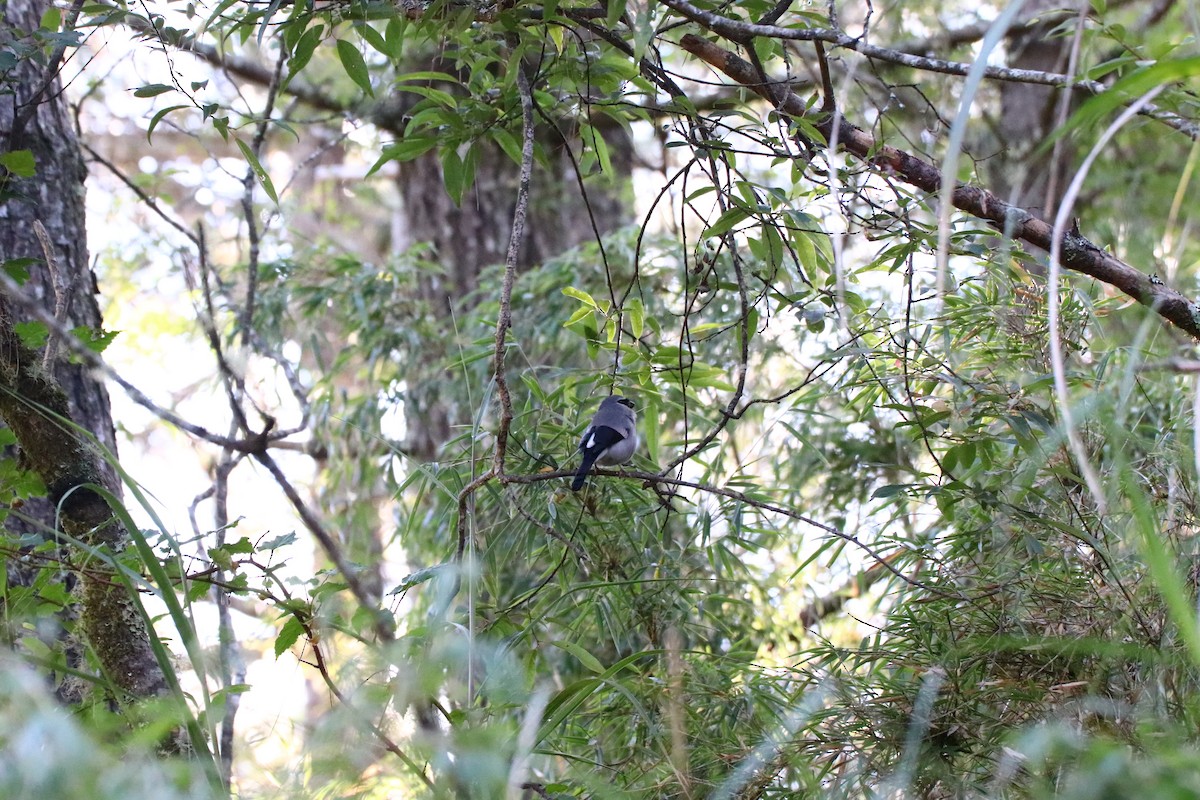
(658, 0), (1200, 140)
(676, 34), (1200, 343)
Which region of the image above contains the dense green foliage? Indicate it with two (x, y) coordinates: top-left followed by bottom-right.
(4, 0), (1200, 797)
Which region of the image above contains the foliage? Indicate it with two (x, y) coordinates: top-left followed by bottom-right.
(0, 655), (215, 798)
(3, 0), (1200, 797)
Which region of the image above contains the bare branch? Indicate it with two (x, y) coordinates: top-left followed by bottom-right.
(31, 221), (70, 371)
(253, 450), (395, 641)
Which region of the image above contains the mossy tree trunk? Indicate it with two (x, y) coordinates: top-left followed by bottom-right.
(0, 0), (175, 712)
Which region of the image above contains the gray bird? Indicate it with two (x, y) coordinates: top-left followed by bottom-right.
(572, 395), (638, 491)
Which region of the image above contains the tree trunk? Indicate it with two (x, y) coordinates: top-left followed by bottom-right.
(399, 122), (633, 459)
(0, 0), (176, 717)
(988, 0), (1086, 217)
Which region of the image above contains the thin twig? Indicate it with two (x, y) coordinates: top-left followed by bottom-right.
(239, 48), (287, 344)
(82, 143), (200, 245)
(294, 609), (433, 787)
(513, 504), (588, 561)
(0, 265), (259, 450)
(192, 230), (254, 435)
(253, 450), (394, 641)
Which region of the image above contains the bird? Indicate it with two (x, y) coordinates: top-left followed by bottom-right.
(571, 395), (638, 491)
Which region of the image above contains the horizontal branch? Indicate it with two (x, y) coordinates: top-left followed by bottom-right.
(676, 34), (1200, 343)
(503, 467), (964, 599)
(891, 7), (1079, 55)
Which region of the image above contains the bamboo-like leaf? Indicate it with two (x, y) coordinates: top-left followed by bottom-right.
(335, 38), (374, 97)
(235, 137), (279, 203)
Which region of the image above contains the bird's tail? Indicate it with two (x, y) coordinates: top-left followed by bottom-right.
(571, 453), (598, 491)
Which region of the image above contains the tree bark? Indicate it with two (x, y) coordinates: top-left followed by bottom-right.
(988, 0), (1086, 217)
(0, 0), (175, 712)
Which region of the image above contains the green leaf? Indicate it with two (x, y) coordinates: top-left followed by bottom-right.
(579, 122), (612, 175)
(260, 532), (296, 551)
(563, 305), (595, 328)
(682, 363), (734, 390)
(208, 546), (233, 571)
(335, 39), (373, 97)
(388, 563), (449, 596)
(39, 5), (61, 31)
(133, 83), (176, 98)
(562, 286), (599, 308)
(287, 25), (323, 80)
(356, 23), (389, 57)
(13, 321), (47, 349)
(235, 138), (279, 203)
(702, 206), (751, 239)
(627, 297), (644, 338)
(274, 616), (305, 658)
(394, 70), (463, 85)
(491, 128), (522, 165)
(552, 640), (605, 674)
(71, 325), (119, 354)
(397, 83), (459, 109)
(147, 105), (188, 142)
(366, 137), (437, 176)
(224, 536), (254, 554)
(0, 150), (35, 178)
(440, 146), (466, 205)
(1056, 56), (1200, 145)
(2, 257), (38, 282)
(384, 17), (405, 54)
(460, 142), (480, 199)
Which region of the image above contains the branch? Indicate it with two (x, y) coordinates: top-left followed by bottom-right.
(676, 34), (1200, 343)
(450, 59), (537, 601)
(502, 467), (965, 600)
(0, 266), (258, 450)
(490, 61), (536, 479)
(657, 0), (1200, 140)
(892, 7), (1080, 55)
(894, 0), (1174, 58)
(253, 450), (395, 641)
(798, 550), (907, 627)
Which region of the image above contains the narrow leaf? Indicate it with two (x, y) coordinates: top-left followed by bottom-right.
(336, 39), (374, 97)
(133, 83), (176, 98)
(440, 146), (465, 205)
(235, 138), (279, 203)
(562, 286), (599, 308)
